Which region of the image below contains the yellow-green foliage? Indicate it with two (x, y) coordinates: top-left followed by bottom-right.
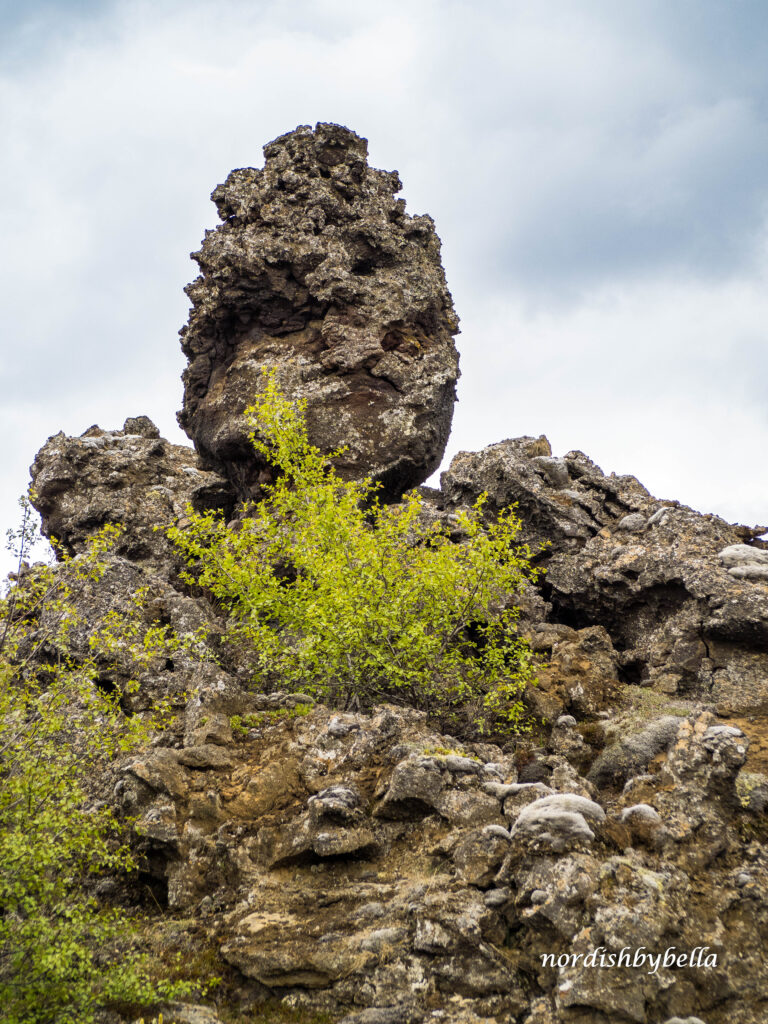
(0, 502), (200, 1024)
(422, 745), (481, 760)
(230, 704), (314, 737)
(169, 373), (540, 734)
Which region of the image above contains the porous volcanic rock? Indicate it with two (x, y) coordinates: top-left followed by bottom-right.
(112, 698), (768, 1024)
(178, 122), (460, 500)
(28, 419), (234, 708)
(440, 437), (768, 713)
(30, 417), (233, 574)
(18, 124), (768, 1024)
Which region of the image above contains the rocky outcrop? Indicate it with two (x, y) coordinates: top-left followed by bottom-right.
(178, 122), (460, 500)
(441, 437), (768, 714)
(440, 437), (653, 555)
(114, 697), (768, 1024)
(18, 124), (768, 1024)
(28, 419), (234, 709)
(30, 416), (233, 574)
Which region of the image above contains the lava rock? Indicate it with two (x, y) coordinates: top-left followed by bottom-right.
(178, 122), (460, 501)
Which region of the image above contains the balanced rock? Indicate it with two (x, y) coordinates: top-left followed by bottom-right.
(178, 122), (460, 500)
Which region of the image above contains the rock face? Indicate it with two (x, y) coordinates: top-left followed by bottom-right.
(178, 122), (460, 500)
(440, 437), (768, 714)
(30, 417), (233, 573)
(28, 419), (233, 709)
(113, 698), (768, 1024)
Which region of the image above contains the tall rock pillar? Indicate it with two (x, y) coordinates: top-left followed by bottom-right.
(178, 122), (460, 500)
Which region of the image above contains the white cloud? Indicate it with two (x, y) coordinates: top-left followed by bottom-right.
(445, 270), (768, 525)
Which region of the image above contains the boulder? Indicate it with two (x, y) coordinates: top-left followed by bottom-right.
(178, 122), (460, 501)
(452, 825), (511, 887)
(588, 716), (683, 789)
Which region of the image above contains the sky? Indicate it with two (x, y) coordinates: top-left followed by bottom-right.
(2, 0), (768, 574)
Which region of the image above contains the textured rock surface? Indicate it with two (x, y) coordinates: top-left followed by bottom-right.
(106, 697), (768, 1024)
(440, 437), (768, 714)
(28, 419), (236, 710)
(17, 125), (768, 1024)
(30, 417), (233, 574)
(178, 122), (460, 500)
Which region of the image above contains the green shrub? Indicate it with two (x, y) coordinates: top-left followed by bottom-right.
(169, 373), (540, 735)
(230, 704), (314, 737)
(0, 502), (200, 1024)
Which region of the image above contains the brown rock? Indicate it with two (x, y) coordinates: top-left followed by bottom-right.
(178, 122), (460, 500)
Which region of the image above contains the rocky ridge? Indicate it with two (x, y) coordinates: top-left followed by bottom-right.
(23, 124), (768, 1024)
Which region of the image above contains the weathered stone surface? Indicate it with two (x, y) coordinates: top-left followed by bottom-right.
(509, 794), (605, 853)
(440, 435), (768, 718)
(30, 419), (233, 572)
(178, 122), (460, 500)
(527, 623), (621, 723)
(177, 744), (235, 770)
(588, 716), (683, 789)
(440, 437), (652, 554)
(452, 826), (511, 886)
(373, 754), (445, 819)
(654, 713), (748, 851)
(19, 124), (768, 1024)
(736, 770), (768, 813)
(547, 503), (768, 712)
(620, 803), (665, 847)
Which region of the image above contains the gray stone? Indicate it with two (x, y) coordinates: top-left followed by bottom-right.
(728, 564), (768, 580)
(555, 714), (577, 728)
(452, 825), (511, 887)
(620, 803), (661, 824)
(178, 122), (460, 501)
(718, 544), (768, 568)
(435, 788), (503, 826)
(484, 886), (512, 907)
(617, 512), (647, 532)
(373, 755), (444, 819)
(588, 716), (683, 788)
(177, 744), (234, 770)
(30, 424), (232, 572)
(515, 793), (606, 824)
(510, 805), (595, 850)
(308, 785), (363, 823)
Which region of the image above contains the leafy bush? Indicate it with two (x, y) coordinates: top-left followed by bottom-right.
(230, 705), (314, 736)
(0, 502), (199, 1024)
(169, 374), (540, 734)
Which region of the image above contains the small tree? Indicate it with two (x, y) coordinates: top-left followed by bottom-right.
(0, 503), (198, 1024)
(169, 374), (540, 734)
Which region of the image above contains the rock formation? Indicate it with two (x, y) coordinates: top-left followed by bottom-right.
(440, 437), (768, 719)
(31, 416), (234, 572)
(178, 122), (460, 501)
(19, 126), (768, 1024)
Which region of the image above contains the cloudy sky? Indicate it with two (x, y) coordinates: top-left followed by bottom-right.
(2, 0), (768, 574)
